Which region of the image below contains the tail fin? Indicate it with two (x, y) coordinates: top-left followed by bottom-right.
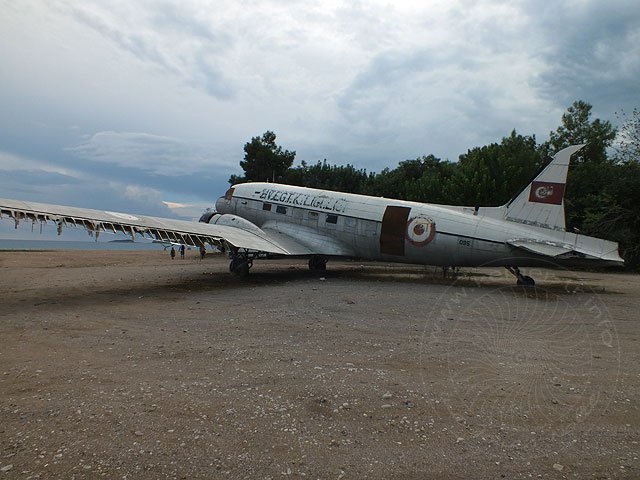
(504, 144), (584, 231)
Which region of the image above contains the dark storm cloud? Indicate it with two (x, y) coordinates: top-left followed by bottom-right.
(0, 164), (170, 217)
(63, 133), (233, 200)
(330, 1), (639, 162)
(527, 2), (640, 115)
(65, 132), (230, 174)
(0, 170), (80, 204)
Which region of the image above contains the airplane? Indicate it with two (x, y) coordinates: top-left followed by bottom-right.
(0, 145), (624, 285)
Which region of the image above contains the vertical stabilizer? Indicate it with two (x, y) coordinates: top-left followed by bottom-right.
(504, 144), (584, 231)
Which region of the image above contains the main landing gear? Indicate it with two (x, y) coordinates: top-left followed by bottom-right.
(308, 256), (327, 271)
(505, 266), (535, 287)
(229, 251), (252, 276)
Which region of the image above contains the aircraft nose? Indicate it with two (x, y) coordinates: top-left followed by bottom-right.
(215, 196), (229, 213)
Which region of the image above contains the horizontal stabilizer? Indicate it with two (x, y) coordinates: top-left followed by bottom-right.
(508, 235), (624, 266)
(507, 239), (574, 257)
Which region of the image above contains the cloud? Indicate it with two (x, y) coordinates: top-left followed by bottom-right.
(66, 131), (228, 175)
(0, 150), (198, 220)
(55, 1), (235, 99)
(322, 0), (640, 161)
(0, 151), (84, 179)
(162, 201), (212, 220)
(527, 2), (640, 114)
(1, 0), (639, 223)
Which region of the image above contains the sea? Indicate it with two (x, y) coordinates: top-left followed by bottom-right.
(0, 239), (165, 251)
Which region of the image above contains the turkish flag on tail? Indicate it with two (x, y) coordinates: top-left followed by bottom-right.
(528, 181), (565, 205)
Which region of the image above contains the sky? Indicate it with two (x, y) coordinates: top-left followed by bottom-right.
(1, 0), (639, 240)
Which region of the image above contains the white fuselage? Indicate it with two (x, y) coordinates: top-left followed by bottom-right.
(216, 182), (618, 268)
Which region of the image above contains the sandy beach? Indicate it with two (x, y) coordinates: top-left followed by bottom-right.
(0, 250), (638, 479)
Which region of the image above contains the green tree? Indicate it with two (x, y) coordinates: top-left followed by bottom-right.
(443, 131), (542, 206)
(365, 155), (455, 203)
(580, 160), (640, 269)
(546, 100), (616, 164)
(229, 131), (295, 184)
(595, 108), (640, 269)
(615, 108), (640, 162)
(402, 155), (457, 204)
(544, 101), (617, 231)
(284, 160), (370, 193)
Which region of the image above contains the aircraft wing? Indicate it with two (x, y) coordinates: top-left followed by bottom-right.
(0, 198), (297, 255)
(260, 221), (356, 257)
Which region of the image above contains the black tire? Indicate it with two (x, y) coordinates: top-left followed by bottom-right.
(309, 257), (327, 271)
(230, 258), (250, 276)
(236, 262), (250, 277)
(517, 275), (535, 287)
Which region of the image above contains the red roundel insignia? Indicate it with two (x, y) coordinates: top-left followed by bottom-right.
(406, 215), (436, 246)
(528, 181), (565, 205)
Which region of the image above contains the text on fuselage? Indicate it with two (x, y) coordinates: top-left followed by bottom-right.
(258, 188), (347, 213)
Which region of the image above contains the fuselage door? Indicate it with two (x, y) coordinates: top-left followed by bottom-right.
(380, 206), (410, 256)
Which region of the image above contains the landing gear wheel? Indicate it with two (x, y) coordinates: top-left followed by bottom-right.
(308, 256), (327, 271)
(506, 266), (535, 287)
(517, 275), (535, 287)
(230, 256), (251, 277)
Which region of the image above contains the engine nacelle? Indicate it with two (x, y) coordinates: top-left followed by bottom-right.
(198, 210), (217, 223)
(205, 213), (264, 235)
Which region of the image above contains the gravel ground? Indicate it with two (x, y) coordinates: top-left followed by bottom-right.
(0, 250), (638, 479)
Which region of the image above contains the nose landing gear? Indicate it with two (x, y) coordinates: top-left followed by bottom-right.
(505, 266), (535, 287)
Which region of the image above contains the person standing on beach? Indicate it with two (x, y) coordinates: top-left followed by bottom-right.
(170, 246), (176, 260)
(180, 244), (185, 259)
(199, 245), (206, 260)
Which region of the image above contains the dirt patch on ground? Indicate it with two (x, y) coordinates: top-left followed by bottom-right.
(0, 251), (638, 479)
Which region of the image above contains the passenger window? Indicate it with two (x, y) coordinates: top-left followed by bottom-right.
(263, 203), (272, 211)
(276, 205), (287, 214)
(326, 214), (338, 224)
